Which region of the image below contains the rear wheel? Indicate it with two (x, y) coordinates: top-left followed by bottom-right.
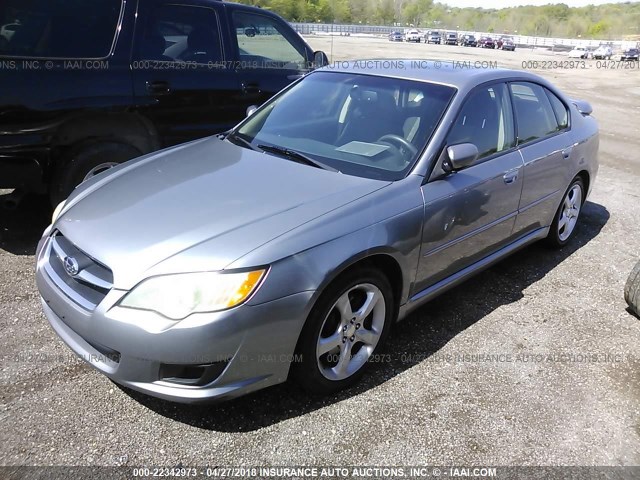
(625, 261), (640, 317)
(292, 267), (394, 394)
(545, 177), (584, 248)
(50, 141), (141, 205)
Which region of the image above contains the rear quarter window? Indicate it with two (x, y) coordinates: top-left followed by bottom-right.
(0, 0), (122, 58)
(545, 89), (569, 130)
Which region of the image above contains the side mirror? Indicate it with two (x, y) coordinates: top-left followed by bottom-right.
(246, 105), (258, 117)
(445, 143), (479, 171)
(244, 27), (257, 37)
(313, 50), (329, 68)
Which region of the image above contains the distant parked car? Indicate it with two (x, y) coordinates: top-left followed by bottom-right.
(500, 39), (515, 51)
(425, 30), (441, 44)
(477, 36), (495, 49)
(568, 46), (588, 59)
(620, 48), (639, 61)
(625, 261), (640, 317)
(585, 46), (597, 59)
(593, 45), (612, 60)
(459, 34), (477, 47)
(444, 32), (457, 45)
(496, 36), (515, 50)
(405, 29), (422, 43)
(388, 31), (404, 42)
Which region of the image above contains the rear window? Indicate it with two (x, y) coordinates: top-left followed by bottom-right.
(0, 0), (122, 58)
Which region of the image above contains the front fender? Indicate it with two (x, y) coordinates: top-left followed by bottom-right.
(237, 179), (426, 308)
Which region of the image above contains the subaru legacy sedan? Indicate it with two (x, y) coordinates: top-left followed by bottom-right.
(36, 61), (599, 404)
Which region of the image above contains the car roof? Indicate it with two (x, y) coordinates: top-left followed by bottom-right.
(316, 60), (548, 91)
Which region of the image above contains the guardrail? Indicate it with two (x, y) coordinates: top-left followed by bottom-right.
(291, 22), (639, 51)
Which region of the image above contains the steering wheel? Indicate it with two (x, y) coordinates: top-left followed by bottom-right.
(377, 134), (418, 157)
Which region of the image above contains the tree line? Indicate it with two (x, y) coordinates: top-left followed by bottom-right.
(235, 0), (640, 39)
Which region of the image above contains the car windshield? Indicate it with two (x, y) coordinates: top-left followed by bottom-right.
(232, 71), (456, 181)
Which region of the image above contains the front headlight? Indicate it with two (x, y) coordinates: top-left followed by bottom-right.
(119, 269), (266, 320)
(52, 200), (66, 224)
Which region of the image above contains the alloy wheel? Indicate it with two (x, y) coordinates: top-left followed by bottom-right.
(558, 184), (583, 241)
(316, 283), (386, 381)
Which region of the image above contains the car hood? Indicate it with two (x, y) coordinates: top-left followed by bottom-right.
(56, 137), (389, 289)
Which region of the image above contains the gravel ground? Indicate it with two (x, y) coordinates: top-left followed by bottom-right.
(1, 37), (639, 467)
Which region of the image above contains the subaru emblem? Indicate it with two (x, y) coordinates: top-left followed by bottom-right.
(63, 256), (80, 276)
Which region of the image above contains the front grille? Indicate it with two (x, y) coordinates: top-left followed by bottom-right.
(43, 231), (113, 310)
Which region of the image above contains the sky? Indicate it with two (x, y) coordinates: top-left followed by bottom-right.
(439, 0), (635, 8)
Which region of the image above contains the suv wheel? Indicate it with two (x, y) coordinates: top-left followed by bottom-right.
(292, 267), (394, 394)
(50, 141), (141, 205)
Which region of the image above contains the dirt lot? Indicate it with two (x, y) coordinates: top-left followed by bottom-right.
(1, 37), (639, 467)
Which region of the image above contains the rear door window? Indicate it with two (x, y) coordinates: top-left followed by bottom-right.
(510, 82), (561, 144)
(138, 4), (223, 64)
(0, 0), (122, 58)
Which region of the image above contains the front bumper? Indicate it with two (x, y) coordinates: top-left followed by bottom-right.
(36, 235), (314, 404)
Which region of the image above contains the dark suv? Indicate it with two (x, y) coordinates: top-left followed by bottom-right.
(0, 0), (326, 204)
(459, 34), (477, 47)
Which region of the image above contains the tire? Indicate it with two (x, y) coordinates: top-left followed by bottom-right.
(292, 267), (395, 395)
(50, 141), (141, 205)
(624, 260), (640, 317)
(545, 176), (585, 248)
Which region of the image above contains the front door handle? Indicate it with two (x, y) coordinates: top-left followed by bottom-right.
(241, 82), (261, 95)
(146, 81), (171, 96)
(503, 171), (519, 184)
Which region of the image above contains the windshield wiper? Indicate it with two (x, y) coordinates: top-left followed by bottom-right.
(225, 132), (260, 151)
(257, 144), (339, 172)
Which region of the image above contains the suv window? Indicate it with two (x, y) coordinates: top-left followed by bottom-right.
(0, 0), (122, 58)
(139, 4), (222, 63)
(231, 11), (306, 69)
(446, 83), (515, 160)
(511, 82), (561, 144)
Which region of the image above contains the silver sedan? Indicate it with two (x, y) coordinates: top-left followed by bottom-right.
(36, 61), (599, 403)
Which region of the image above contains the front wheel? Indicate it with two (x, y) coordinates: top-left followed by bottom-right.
(292, 267), (394, 394)
(545, 177), (584, 248)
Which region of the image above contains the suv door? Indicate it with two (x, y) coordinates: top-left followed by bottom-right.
(415, 83), (524, 291)
(509, 82), (573, 236)
(132, 0), (243, 147)
(227, 8), (312, 108)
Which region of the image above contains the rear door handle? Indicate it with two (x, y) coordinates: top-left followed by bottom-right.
(562, 147), (573, 159)
(241, 82), (261, 95)
(503, 171), (519, 184)
(146, 81), (171, 96)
